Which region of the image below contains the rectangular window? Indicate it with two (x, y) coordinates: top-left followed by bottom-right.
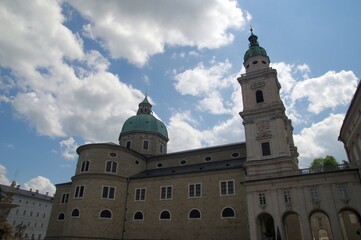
(160, 186), (172, 200)
(102, 186), (116, 199)
(105, 161), (117, 173)
(259, 192), (266, 205)
(220, 180), (235, 196)
(189, 183), (202, 198)
(80, 161), (89, 172)
(126, 140), (132, 149)
(60, 193), (69, 204)
(310, 186), (319, 202)
(159, 143), (164, 154)
(143, 140), (149, 150)
(338, 184), (349, 200)
(261, 142), (271, 156)
(283, 190), (292, 204)
(135, 188), (146, 201)
(74, 185), (85, 198)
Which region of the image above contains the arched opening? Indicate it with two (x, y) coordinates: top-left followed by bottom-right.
(57, 212), (65, 221)
(134, 211), (144, 221)
(160, 210), (171, 220)
(189, 209), (201, 219)
(256, 90), (264, 103)
(283, 212), (302, 240)
(71, 208), (80, 218)
(99, 209), (112, 219)
(310, 211), (333, 240)
(222, 207), (235, 218)
(338, 208), (361, 239)
(258, 212), (275, 239)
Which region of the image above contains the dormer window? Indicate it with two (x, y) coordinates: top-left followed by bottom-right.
(256, 90), (264, 103)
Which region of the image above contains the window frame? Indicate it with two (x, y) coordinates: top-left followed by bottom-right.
(142, 140), (149, 150)
(74, 185), (85, 198)
(310, 186), (319, 202)
(57, 212), (65, 221)
(160, 185), (173, 200)
(60, 193), (70, 204)
(71, 208), (80, 218)
(159, 210), (171, 220)
(188, 183), (202, 198)
(258, 192), (267, 206)
(188, 208), (201, 220)
(101, 186), (116, 200)
(337, 184), (350, 200)
(134, 188), (146, 201)
(133, 211), (144, 221)
(221, 207), (236, 219)
(105, 160), (118, 174)
(219, 180), (235, 196)
(256, 90), (264, 103)
(283, 189), (292, 204)
(99, 209), (112, 219)
(80, 160), (90, 173)
(261, 142), (271, 156)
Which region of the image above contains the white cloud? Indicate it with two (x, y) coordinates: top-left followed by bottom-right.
(0, 164), (11, 186)
(69, 0), (248, 66)
(174, 60), (232, 96)
(294, 114), (347, 168)
(24, 176), (56, 196)
(60, 137), (78, 160)
(291, 70), (358, 114)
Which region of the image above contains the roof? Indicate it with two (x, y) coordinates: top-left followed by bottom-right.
(130, 158), (245, 179)
(120, 114), (168, 139)
(244, 31), (269, 62)
(0, 184), (53, 201)
(120, 96), (168, 140)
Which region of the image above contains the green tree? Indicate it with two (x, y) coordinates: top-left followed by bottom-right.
(310, 155), (339, 168)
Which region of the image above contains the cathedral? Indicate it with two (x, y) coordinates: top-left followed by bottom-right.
(45, 31), (361, 240)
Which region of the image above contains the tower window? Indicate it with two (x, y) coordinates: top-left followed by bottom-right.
(126, 140), (131, 149)
(80, 160), (89, 172)
(261, 142), (271, 156)
(143, 140), (149, 150)
(256, 90), (264, 103)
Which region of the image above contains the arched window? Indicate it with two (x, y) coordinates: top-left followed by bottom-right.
(134, 211), (144, 221)
(99, 209), (112, 219)
(71, 208), (80, 218)
(256, 90), (264, 103)
(222, 207), (235, 218)
(57, 212), (65, 221)
(160, 210), (171, 220)
(189, 209), (201, 219)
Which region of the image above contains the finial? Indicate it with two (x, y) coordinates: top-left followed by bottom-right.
(250, 26), (253, 35)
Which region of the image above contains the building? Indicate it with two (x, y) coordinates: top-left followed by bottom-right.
(240, 30), (361, 240)
(0, 184), (53, 240)
(45, 30), (361, 240)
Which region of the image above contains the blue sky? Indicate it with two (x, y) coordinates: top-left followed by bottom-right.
(0, 0), (360, 195)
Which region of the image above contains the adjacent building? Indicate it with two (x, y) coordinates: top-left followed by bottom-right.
(45, 30), (361, 240)
(0, 184), (53, 240)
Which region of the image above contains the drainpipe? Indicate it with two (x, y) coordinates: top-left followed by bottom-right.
(122, 177), (130, 240)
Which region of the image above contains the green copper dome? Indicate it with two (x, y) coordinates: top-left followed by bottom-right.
(244, 30), (269, 62)
(120, 96), (168, 140)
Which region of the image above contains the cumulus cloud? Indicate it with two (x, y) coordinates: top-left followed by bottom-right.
(294, 114), (346, 168)
(0, 164), (11, 186)
(291, 70), (358, 114)
(69, 0), (248, 66)
(24, 176), (56, 196)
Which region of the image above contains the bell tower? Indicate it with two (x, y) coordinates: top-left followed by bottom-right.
(238, 29), (298, 177)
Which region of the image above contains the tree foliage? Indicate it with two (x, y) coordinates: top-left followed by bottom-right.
(310, 155), (339, 168)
